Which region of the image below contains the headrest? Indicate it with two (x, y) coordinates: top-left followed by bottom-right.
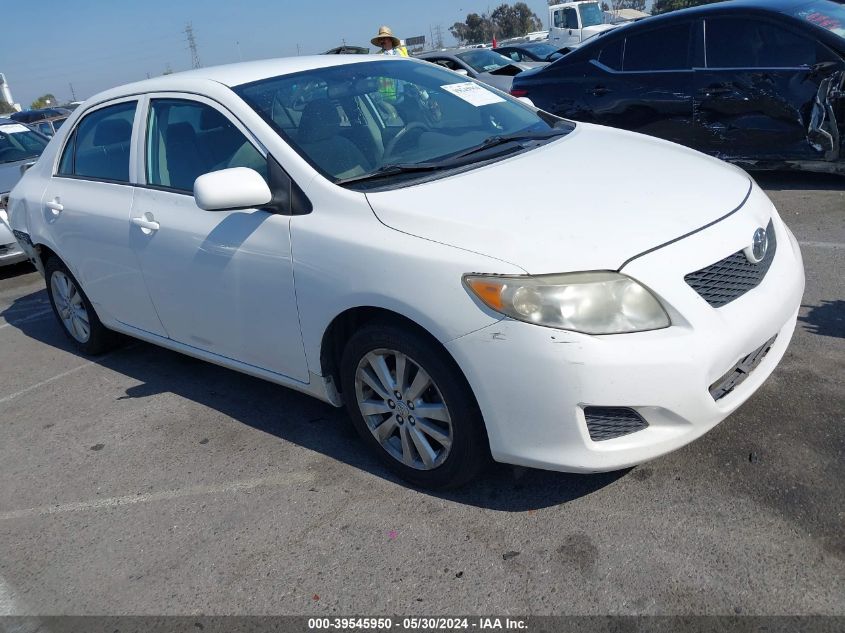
(166, 122), (197, 144)
(298, 99), (340, 143)
(92, 119), (132, 146)
(199, 107), (229, 130)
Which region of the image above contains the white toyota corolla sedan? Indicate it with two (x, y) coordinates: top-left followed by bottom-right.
(6, 56), (804, 488)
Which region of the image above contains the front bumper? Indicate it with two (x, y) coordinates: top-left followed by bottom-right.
(445, 199), (804, 473)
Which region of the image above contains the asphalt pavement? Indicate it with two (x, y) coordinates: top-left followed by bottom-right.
(0, 172), (842, 616)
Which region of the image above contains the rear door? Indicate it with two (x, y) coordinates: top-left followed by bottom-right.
(695, 15), (845, 161)
(40, 99), (167, 336)
(129, 94), (309, 382)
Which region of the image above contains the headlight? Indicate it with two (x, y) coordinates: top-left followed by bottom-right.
(464, 271), (670, 334)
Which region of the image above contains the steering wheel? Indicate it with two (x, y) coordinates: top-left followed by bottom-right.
(383, 122), (427, 159)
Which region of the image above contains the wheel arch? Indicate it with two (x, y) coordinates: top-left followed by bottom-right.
(320, 306), (471, 400)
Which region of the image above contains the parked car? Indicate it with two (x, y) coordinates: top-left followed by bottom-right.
(0, 118), (49, 265)
(324, 45), (370, 55)
(511, 0), (845, 174)
(10, 108), (71, 137)
(8, 56), (804, 487)
(495, 41), (567, 63)
(416, 49), (542, 92)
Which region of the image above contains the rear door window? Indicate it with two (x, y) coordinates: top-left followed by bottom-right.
(624, 23), (693, 71)
(58, 101), (136, 182)
(706, 18), (819, 68)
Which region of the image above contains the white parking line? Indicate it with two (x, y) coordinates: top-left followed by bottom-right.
(0, 576), (18, 615)
(798, 240), (845, 250)
(0, 472), (313, 522)
(0, 308), (54, 330)
(0, 361), (96, 406)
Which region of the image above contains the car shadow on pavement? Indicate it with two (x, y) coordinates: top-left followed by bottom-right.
(2, 289), (625, 512)
(750, 170), (845, 191)
(799, 300), (845, 339)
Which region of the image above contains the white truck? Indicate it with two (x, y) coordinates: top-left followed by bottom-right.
(548, 1), (618, 50)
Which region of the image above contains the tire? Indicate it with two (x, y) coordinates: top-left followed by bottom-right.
(44, 256), (117, 355)
(340, 321), (488, 488)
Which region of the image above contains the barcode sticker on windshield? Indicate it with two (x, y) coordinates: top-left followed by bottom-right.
(0, 124), (31, 134)
(441, 82), (505, 106)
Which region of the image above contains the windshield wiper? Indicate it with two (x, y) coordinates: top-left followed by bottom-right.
(337, 128), (569, 186)
(445, 128), (570, 162)
(336, 162), (451, 185)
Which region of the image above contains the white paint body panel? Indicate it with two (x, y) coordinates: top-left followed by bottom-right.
(6, 56), (805, 473)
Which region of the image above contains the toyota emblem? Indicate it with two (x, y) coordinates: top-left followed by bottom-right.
(746, 227), (768, 263)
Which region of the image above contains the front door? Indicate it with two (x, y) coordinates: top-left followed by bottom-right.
(130, 95), (309, 382)
(585, 21), (696, 146)
(695, 16), (845, 161)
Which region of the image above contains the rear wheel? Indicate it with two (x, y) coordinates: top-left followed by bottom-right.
(45, 256), (117, 355)
(341, 322), (487, 488)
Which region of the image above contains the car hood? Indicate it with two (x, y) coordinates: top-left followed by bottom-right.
(365, 123), (752, 274)
(0, 158), (38, 195)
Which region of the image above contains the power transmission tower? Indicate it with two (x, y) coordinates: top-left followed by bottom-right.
(68, 83), (76, 101)
(431, 24), (444, 50)
(184, 22), (202, 69)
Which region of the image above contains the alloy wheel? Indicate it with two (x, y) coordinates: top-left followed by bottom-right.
(354, 348), (453, 470)
(50, 271), (91, 343)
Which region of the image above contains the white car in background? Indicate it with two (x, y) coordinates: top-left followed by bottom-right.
(7, 56), (804, 488)
(1, 118), (49, 266)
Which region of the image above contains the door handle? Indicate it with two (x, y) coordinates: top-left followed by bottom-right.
(46, 199), (63, 213)
(590, 86), (611, 96)
(131, 215), (160, 232)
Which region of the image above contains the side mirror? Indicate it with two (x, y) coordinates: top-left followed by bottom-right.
(454, 68), (469, 76)
(194, 167), (272, 211)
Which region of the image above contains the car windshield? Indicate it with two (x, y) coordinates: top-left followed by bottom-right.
(455, 49), (512, 72)
(790, 0), (845, 38)
(525, 43), (565, 60)
(0, 123), (48, 164)
(234, 60), (570, 187)
(580, 2), (605, 27)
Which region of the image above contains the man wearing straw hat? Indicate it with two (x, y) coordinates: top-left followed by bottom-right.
(371, 25), (408, 56)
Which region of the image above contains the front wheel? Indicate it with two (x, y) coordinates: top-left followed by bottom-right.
(340, 322), (488, 488)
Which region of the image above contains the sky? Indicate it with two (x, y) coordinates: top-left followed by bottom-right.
(3, 0), (557, 108)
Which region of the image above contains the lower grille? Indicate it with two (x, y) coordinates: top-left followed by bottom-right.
(685, 220), (776, 308)
(584, 407), (648, 442)
(709, 335), (777, 401)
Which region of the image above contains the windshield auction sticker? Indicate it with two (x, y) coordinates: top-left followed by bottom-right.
(441, 82), (505, 106)
(0, 124), (32, 134)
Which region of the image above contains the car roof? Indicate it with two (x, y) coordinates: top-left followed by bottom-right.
(611, 0), (829, 25)
(85, 55), (411, 105)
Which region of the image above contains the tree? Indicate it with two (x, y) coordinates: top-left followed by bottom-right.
(452, 3), (543, 44)
(0, 101), (15, 115)
(651, 0), (724, 15)
(450, 13), (493, 45)
(30, 93), (57, 110)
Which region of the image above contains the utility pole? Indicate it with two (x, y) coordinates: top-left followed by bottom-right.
(236, 41), (243, 61)
(184, 22), (202, 69)
(68, 83), (76, 101)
